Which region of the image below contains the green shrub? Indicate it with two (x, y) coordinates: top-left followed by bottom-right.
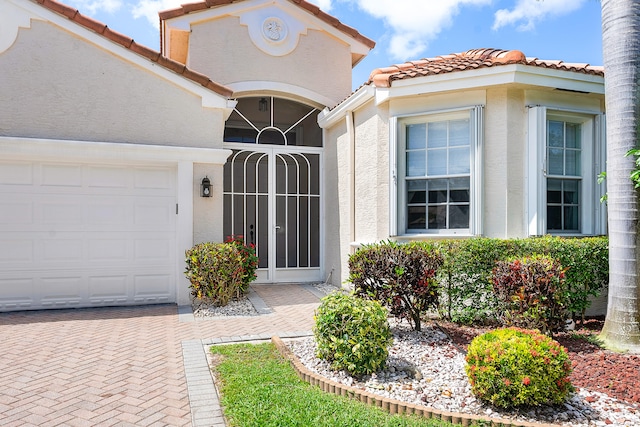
(434, 236), (608, 325)
(224, 235), (259, 293)
(492, 255), (569, 333)
(465, 328), (574, 408)
(314, 292), (392, 375)
(348, 241), (443, 331)
(185, 241), (247, 306)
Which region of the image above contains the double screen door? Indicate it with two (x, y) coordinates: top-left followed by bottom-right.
(223, 147), (321, 282)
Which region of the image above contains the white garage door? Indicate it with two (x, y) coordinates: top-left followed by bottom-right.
(0, 160), (177, 311)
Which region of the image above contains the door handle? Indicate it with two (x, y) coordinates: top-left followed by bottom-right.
(274, 225), (281, 230)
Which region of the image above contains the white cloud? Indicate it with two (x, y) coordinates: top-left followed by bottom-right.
(67, 0), (123, 14)
(492, 0), (586, 31)
(345, 0), (492, 61)
(307, 0), (333, 11)
(132, 0), (185, 26)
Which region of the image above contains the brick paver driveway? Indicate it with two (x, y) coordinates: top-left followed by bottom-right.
(0, 284), (320, 426)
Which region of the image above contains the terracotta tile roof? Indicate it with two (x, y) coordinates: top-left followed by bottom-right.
(369, 48), (605, 88)
(32, 0), (233, 98)
(158, 0), (375, 50)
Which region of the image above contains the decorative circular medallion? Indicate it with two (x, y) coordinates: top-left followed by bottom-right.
(262, 17), (287, 43)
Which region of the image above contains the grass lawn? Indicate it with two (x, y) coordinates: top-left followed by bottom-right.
(210, 342), (474, 427)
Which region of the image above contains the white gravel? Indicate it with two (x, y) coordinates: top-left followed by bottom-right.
(192, 297), (259, 317)
(288, 321), (640, 427)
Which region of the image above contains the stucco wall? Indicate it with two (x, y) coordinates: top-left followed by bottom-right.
(193, 163), (226, 244)
(187, 16), (352, 105)
(0, 21), (225, 148)
(483, 87), (527, 237)
(323, 119), (350, 287)
(353, 101), (390, 243)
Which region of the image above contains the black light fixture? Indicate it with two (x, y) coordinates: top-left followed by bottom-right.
(258, 97), (268, 112)
(201, 176), (212, 197)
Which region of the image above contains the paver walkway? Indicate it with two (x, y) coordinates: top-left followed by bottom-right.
(0, 284), (322, 426)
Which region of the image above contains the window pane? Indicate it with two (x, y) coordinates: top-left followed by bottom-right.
(564, 206), (579, 231)
(564, 180), (580, 204)
(428, 122), (447, 148)
(548, 121), (564, 147)
(547, 179), (562, 204)
(407, 206), (426, 229)
(407, 150), (426, 177)
(547, 206), (562, 230)
(450, 177), (470, 202)
(449, 120), (469, 147)
(548, 148), (564, 175)
(448, 147), (470, 174)
(450, 205), (469, 229)
(428, 205), (447, 229)
(565, 150), (580, 176)
(427, 149), (447, 176)
(407, 180), (426, 204)
(407, 124), (426, 150)
(566, 123), (581, 149)
(427, 179), (447, 203)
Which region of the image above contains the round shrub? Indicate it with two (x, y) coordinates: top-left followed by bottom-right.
(465, 327), (574, 408)
(314, 292), (392, 375)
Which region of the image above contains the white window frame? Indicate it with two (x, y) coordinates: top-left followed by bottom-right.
(391, 106), (484, 237)
(527, 106), (606, 236)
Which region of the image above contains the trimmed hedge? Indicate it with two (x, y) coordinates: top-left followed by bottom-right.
(430, 236), (607, 324)
(348, 236), (608, 326)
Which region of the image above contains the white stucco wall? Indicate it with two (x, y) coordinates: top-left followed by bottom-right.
(187, 16), (353, 106)
(0, 21), (225, 148)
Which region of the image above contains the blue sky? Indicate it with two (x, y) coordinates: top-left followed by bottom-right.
(64, 0), (603, 89)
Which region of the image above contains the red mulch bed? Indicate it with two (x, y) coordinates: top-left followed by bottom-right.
(436, 318), (640, 406)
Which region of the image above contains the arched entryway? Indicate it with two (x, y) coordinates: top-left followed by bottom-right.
(223, 97), (322, 283)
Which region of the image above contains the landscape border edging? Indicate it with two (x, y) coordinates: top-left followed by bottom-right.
(271, 336), (559, 427)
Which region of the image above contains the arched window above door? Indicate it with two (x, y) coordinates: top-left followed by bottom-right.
(224, 97), (322, 147)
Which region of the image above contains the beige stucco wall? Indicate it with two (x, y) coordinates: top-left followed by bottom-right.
(193, 163), (226, 244)
(324, 99), (390, 285)
(483, 87), (527, 237)
(0, 21), (225, 148)
(323, 119), (350, 287)
(187, 16), (353, 106)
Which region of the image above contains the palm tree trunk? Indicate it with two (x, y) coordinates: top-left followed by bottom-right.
(600, 0), (640, 353)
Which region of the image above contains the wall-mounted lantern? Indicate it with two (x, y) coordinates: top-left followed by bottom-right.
(201, 176), (212, 197)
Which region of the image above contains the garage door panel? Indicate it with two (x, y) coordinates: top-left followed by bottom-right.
(0, 161), (33, 185)
(40, 276), (84, 307)
(0, 161), (178, 311)
(133, 274), (172, 303)
(0, 278), (35, 310)
(87, 166), (131, 188)
(42, 202), (84, 224)
(41, 164), (83, 187)
(88, 239), (129, 262)
(89, 276), (129, 304)
(134, 239), (172, 261)
(42, 239), (84, 261)
(135, 168), (174, 190)
(0, 239), (33, 263)
(0, 202), (33, 224)
(134, 202), (175, 227)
